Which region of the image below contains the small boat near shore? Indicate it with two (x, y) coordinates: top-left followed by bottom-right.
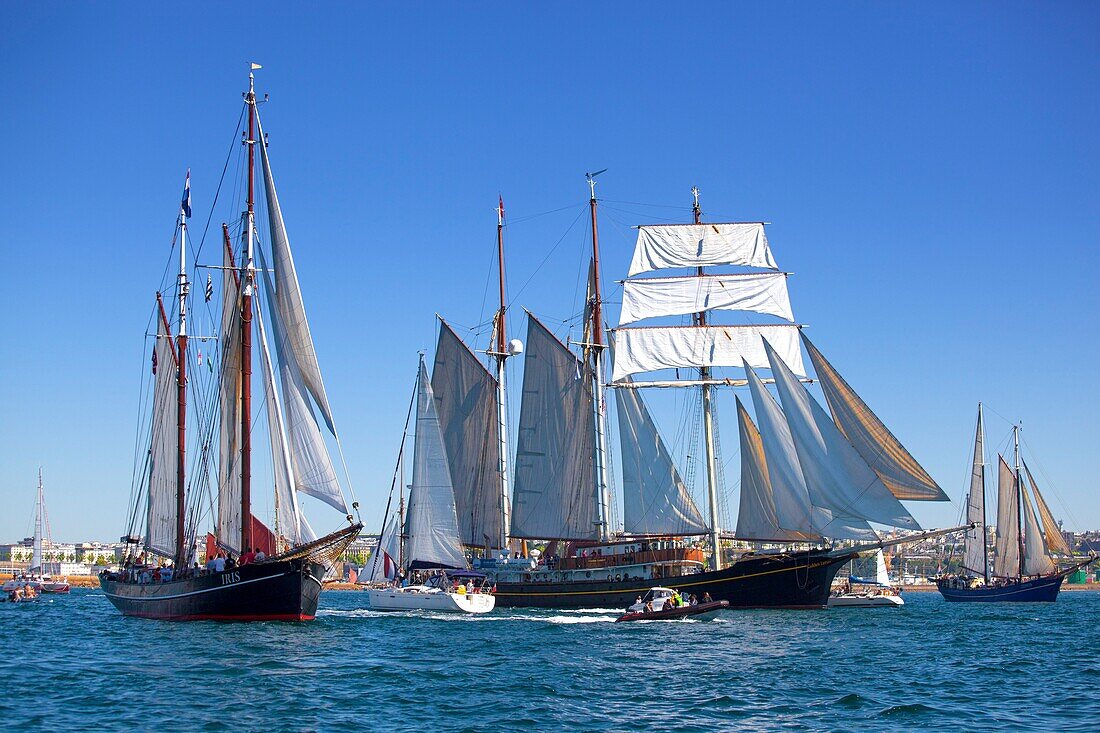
(4, 471), (71, 596)
(828, 549), (904, 608)
(615, 587), (728, 622)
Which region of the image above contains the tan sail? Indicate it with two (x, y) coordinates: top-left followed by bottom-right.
(1023, 461), (1071, 556)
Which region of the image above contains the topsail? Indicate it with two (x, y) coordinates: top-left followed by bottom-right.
(628, 223), (777, 276)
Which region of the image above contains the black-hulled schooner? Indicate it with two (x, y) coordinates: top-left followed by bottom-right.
(429, 182), (963, 609)
(937, 405), (1090, 602)
(101, 67), (361, 621)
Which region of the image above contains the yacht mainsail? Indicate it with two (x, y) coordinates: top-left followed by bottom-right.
(404, 359), (467, 569)
(511, 315), (600, 541)
(431, 319), (503, 548)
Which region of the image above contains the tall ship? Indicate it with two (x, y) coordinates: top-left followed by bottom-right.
(427, 180), (962, 609)
(101, 67), (361, 621)
(937, 405), (1091, 602)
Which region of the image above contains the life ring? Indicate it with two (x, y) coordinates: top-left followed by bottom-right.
(615, 574), (621, 582)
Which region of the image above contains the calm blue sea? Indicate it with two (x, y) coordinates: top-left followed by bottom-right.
(2, 588), (1097, 732)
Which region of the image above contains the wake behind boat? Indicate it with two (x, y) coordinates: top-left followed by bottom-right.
(100, 67), (361, 622)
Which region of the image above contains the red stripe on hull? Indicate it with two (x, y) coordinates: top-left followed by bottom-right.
(123, 610), (315, 622)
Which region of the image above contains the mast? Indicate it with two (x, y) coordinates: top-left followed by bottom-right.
(33, 468), (43, 570)
(978, 404), (989, 582)
(175, 171), (189, 565)
(1014, 424), (1024, 578)
(240, 67), (258, 553)
(587, 171), (612, 543)
(493, 196), (511, 550)
(693, 186), (723, 571)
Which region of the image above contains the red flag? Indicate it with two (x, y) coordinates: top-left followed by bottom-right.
(498, 195), (505, 223)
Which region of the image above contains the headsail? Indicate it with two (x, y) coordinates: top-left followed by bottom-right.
(962, 406), (988, 578)
(802, 335), (947, 502)
(432, 320), (503, 547)
(1021, 473), (1056, 576)
(616, 377), (708, 536)
(734, 398), (815, 542)
(368, 510), (401, 583)
(217, 243), (243, 554)
(146, 311), (179, 557)
(404, 359), (467, 569)
(992, 456), (1020, 578)
(765, 340), (920, 532)
(628, 223), (777, 276)
(510, 315), (599, 541)
(1022, 461), (1071, 556)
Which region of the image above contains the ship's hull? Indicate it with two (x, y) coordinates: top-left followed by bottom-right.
(493, 549), (853, 610)
(936, 573), (1065, 603)
(100, 558), (325, 621)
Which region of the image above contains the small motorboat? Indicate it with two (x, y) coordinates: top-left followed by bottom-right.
(615, 587), (729, 622)
(364, 571), (496, 614)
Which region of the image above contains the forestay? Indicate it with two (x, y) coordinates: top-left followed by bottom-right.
(217, 243), (243, 554)
(619, 273), (794, 325)
(734, 398), (816, 542)
(802, 335), (947, 502)
(616, 378), (708, 536)
(992, 456), (1020, 578)
(766, 340), (920, 532)
(745, 362), (871, 540)
(432, 320), (503, 547)
(611, 324), (804, 382)
(404, 360), (467, 569)
(146, 314), (178, 557)
(511, 316), (600, 541)
(628, 223), (777, 276)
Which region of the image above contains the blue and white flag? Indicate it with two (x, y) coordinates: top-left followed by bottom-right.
(181, 169), (192, 219)
(204, 274), (213, 302)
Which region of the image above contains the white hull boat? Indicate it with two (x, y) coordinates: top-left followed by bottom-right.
(827, 593), (904, 608)
(365, 585), (495, 614)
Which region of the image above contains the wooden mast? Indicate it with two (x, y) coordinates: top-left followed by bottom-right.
(586, 171), (612, 543)
(494, 195), (512, 550)
(240, 67), (258, 553)
(175, 171), (190, 565)
(694, 186), (723, 571)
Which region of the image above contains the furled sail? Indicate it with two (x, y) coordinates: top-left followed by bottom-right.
(432, 320), (503, 547)
(734, 398), (815, 542)
(511, 315), (599, 540)
(616, 377), (708, 536)
(992, 456), (1020, 578)
(257, 114), (336, 432)
(745, 362), (871, 540)
(1021, 474), (1056, 576)
(611, 324), (805, 382)
(765, 340), (920, 532)
(404, 359), (467, 569)
(962, 408), (987, 577)
(628, 223), (777, 276)
(619, 273), (794, 325)
(802, 335), (947, 502)
(146, 313), (179, 557)
(217, 244), (243, 553)
(260, 257), (347, 515)
(1022, 461), (1071, 555)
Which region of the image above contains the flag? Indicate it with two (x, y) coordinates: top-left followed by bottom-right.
(204, 274), (213, 302)
(498, 194), (505, 223)
(181, 169), (192, 219)
(251, 62), (263, 70)
(151, 350), (158, 375)
(197, 350), (203, 366)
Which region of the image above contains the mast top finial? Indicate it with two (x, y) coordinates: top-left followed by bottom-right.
(691, 186), (700, 206)
(585, 169), (606, 201)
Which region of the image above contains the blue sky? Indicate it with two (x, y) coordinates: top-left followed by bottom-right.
(1, 3), (1097, 542)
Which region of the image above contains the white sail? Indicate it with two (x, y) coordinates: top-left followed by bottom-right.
(734, 398), (816, 542)
(1023, 461), (1071, 556)
(992, 456), (1020, 578)
(257, 113), (335, 433)
(628, 223), (777, 276)
(404, 360), (467, 569)
(611, 324), (804, 382)
(874, 550), (891, 586)
(765, 340), (920, 532)
(217, 248), (243, 554)
(260, 259), (348, 515)
(619, 273), (794, 325)
(745, 362), (872, 540)
(146, 315), (178, 557)
(802, 335), (947, 502)
(368, 510), (401, 583)
(616, 377), (708, 536)
(511, 315), (600, 540)
(1021, 474), (1056, 576)
(432, 320), (503, 547)
(256, 291), (304, 546)
(962, 408), (987, 577)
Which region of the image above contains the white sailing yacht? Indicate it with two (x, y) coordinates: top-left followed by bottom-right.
(3, 470), (71, 595)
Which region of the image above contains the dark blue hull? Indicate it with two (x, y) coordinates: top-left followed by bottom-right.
(936, 573), (1065, 603)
